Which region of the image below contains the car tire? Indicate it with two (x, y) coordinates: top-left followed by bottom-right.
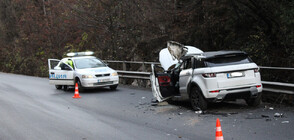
(190, 87), (208, 111)
(55, 85), (62, 89)
(110, 85), (118, 90)
(77, 79), (85, 92)
(246, 93), (262, 107)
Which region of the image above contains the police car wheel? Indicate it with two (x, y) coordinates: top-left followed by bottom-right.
(110, 85), (118, 90)
(190, 87), (208, 111)
(63, 85), (69, 91)
(55, 85), (62, 89)
(77, 79), (85, 92)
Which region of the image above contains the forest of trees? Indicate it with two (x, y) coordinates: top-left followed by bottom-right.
(0, 0), (293, 82)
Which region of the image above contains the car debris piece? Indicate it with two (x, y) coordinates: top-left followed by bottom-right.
(281, 120), (289, 123)
(195, 111), (203, 114)
(157, 101), (169, 106)
(200, 111), (235, 117)
(266, 118), (272, 122)
(261, 115), (270, 118)
(274, 113), (283, 117)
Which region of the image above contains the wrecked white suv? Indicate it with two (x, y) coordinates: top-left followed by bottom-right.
(151, 41), (263, 110)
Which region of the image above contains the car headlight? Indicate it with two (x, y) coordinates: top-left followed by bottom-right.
(82, 75), (94, 78)
(112, 72), (118, 76)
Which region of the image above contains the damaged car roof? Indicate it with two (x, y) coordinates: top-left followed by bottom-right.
(202, 51), (247, 59)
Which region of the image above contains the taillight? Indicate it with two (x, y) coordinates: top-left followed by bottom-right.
(209, 90), (220, 93)
(158, 76), (171, 86)
(254, 68), (259, 73)
(256, 85), (261, 88)
(202, 73), (216, 78)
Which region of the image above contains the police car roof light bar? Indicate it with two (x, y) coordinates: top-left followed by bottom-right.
(66, 51), (94, 57)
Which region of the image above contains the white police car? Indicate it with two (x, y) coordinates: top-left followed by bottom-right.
(48, 52), (119, 91)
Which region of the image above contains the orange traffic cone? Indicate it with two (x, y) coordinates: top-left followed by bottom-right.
(72, 83), (81, 98)
(216, 118), (224, 140)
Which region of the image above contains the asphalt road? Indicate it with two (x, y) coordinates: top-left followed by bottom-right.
(0, 72), (294, 140)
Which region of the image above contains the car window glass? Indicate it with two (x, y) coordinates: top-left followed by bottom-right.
(183, 59), (191, 69)
(205, 54), (252, 67)
(75, 58), (106, 69)
(195, 59), (205, 68)
(60, 62), (72, 70)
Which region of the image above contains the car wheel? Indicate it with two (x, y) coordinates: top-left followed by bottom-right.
(55, 85), (62, 89)
(77, 79), (85, 92)
(63, 85), (68, 91)
(246, 93), (262, 107)
(110, 85), (118, 90)
(190, 87), (208, 111)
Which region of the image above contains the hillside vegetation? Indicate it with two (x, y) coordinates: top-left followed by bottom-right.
(0, 0), (293, 82)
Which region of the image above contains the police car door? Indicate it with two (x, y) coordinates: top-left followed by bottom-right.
(48, 59), (74, 85)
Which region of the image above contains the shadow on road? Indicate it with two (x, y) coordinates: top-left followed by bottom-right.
(52, 86), (120, 95)
(166, 99), (256, 115)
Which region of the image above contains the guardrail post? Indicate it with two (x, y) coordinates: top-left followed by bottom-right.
(122, 61), (127, 84)
(142, 62), (146, 72)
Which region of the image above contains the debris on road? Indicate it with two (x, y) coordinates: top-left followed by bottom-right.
(157, 101), (169, 106)
(246, 115), (263, 119)
(282, 121), (289, 124)
(266, 118), (272, 122)
(141, 97), (146, 99)
(200, 111), (238, 117)
(195, 111), (202, 114)
(261, 115), (270, 118)
(150, 98), (158, 106)
(274, 113), (283, 118)
(178, 112), (183, 115)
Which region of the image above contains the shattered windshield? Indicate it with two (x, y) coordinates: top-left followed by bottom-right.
(74, 58), (106, 69)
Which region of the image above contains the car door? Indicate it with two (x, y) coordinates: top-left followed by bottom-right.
(151, 64), (179, 102)
(48, 59), (75, 85)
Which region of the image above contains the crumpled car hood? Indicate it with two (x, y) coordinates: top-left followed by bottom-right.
(159, 41), (203, 71)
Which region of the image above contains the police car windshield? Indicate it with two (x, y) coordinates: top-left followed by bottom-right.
(74, 58), (106, 69)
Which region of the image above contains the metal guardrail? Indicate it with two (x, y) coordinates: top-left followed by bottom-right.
(104, 60), (294, 94)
